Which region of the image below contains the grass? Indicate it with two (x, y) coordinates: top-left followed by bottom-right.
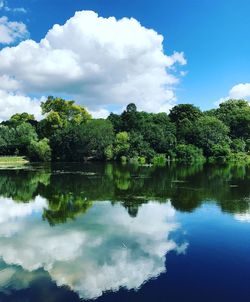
(0, 156), (29, 165)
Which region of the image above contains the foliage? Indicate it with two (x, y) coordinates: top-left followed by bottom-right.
(41, 96), (91, 123)
(28, 138), (51, 162)
(175, 144), (205, 162)
(169, 104), (203, 143)
(212, 99), (250, 139)
(81, 119), (114, 160)
(1, 97), (250, 163)
(113, 132), (130, 159)
(50, 119), (114, 161)
(231, 139), (246, 153)
(38, 96), (91, 138)
(152, 154), (167, 166)
(192, 116), (231, 157)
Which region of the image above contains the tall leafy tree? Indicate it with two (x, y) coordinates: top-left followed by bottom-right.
(193, 116), (230, 157)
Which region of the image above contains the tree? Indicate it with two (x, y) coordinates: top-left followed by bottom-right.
(113, 132), (130, 159)
(231, 139), (246, 153)
(50, 124), (83, 161)
(50, 119), (114, 161)
(120, 103), (142, 132)
(169, 104), (203, 143)
(128, 132), (155, 160)
(28, 138), (51, 162)
(81, 119), (114, 160)
(175, 144), (204, 162)
(2, 113), (37, 128)
(193, 116), (231, 157)
(41, 96), (91, 123)
(16, 123), (38, 150)
(38, 111), (63, 138)
(0, 125), (16, 154)
(169, 104), (203, 124)
(39, 96), (91, 138)
(143, 123), (176, 155)
(215, 99), (250, 139)
(108, 113), (122, 133)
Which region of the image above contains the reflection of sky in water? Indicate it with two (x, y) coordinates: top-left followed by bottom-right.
(234, 209), (250, 223)
(0, 197), (187, 300)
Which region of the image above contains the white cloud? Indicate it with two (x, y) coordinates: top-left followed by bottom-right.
(0, 200), (187, 299)
(228, 83), (250, 99)
(0, 10), (186, 117)
(0, 89), (43, 121)
(216, 83), (250, 106)
(0, 1), (27, 13)
(0, 16), (28, 44)
(89, 108), (110, 118)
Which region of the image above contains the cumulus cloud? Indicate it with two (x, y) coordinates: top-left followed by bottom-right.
(0, 10), (186, 118)
(228, 83), (250, 99)
(0, 199), (187, 299)
(0, 16), (28, 44)
(0, 89), (43, 121)
(217, 83), (250, 106)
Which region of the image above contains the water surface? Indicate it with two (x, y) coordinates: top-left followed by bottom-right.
(0, 163), (250, 301)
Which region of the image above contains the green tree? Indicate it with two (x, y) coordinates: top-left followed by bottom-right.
(169, 104), (203, 124)
(0, 125), (16, 154)
(10, 112), (35, 124)
(39, 96), (91, 138)
(113, 132), (130, 159)
(193, 116), (231, 157)
(169, 104), (203, 143)
(28, 138), (51, 162)
(175, 144), (205, 162)
(16, 123), (38, 151)
(108, 113), (122, 133)
(215, 99), (250, 139)
(81, 119), (114, 160)
(41, 96), (91, 123)
(50, 119), (114, 161)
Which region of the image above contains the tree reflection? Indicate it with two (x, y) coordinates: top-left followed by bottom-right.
(0, 162), (250, 224)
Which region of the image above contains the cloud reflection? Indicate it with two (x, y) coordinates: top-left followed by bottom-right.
(0, 198), (186, 299)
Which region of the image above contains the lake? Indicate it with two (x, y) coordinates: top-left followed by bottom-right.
(0, 162), (250, 302)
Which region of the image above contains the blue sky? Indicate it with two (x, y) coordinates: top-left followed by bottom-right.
(0, 0), (250, 119)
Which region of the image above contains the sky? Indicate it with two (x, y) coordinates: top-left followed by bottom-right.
(0, 0), (250, 120)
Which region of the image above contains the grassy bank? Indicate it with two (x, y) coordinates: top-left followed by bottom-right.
(0, 156), (29, 165)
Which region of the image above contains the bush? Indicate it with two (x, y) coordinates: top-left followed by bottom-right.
(152, 154), (167, 166)
(28, 138), (51, 162)
(175, 144), (204, 162)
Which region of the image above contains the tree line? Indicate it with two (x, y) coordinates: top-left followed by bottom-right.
(0, 96), (250, 163)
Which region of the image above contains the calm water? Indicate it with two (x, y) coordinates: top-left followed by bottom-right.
(0, 163), (250, 302)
